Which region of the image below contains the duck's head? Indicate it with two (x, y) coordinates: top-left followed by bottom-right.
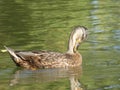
(67, 26), (87, 54)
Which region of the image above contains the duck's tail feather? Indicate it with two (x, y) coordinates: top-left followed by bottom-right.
(4, 46), (18, 59)
(4, 46), (20, 64)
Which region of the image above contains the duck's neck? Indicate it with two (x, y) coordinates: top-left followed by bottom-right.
(67, 36), (76, 54)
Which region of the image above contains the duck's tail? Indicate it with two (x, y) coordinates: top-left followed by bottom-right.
(4, 46), (18, 59)
(4, 46), (20, 65)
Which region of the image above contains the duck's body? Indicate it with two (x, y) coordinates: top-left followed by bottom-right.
(5, 49), (82, 70)
(5, 26), (87, 70)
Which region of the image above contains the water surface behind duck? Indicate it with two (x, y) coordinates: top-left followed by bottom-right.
(0, 0), (120, 90)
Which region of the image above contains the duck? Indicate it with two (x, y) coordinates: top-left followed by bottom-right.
(5, 26), (87, 70)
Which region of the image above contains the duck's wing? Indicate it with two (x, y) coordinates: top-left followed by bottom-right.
(5, 46), (65, 69)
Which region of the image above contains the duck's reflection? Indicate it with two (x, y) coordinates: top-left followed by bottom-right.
(9, 66), (84, 90)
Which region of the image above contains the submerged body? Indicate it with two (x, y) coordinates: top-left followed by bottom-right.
(5, 26), (87, 70)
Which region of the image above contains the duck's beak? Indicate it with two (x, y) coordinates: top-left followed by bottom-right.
(73, 39), (81, 53)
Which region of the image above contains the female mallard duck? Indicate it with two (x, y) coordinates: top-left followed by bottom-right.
(5, 26), (87, 70)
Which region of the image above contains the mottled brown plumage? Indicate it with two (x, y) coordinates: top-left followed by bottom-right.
(5, 26), (87, 70)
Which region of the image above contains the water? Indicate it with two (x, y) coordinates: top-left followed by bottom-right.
(0, 0), (120, 90)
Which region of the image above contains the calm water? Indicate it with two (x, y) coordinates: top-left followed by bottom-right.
(0, 0), (120, 90)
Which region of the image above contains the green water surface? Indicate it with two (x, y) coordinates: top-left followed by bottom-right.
(0, 0), (120, 90)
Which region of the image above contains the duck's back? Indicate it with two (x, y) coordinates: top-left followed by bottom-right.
(13, 51), (65, 69)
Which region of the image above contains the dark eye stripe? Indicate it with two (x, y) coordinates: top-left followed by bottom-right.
(81, 27), (87, 40)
